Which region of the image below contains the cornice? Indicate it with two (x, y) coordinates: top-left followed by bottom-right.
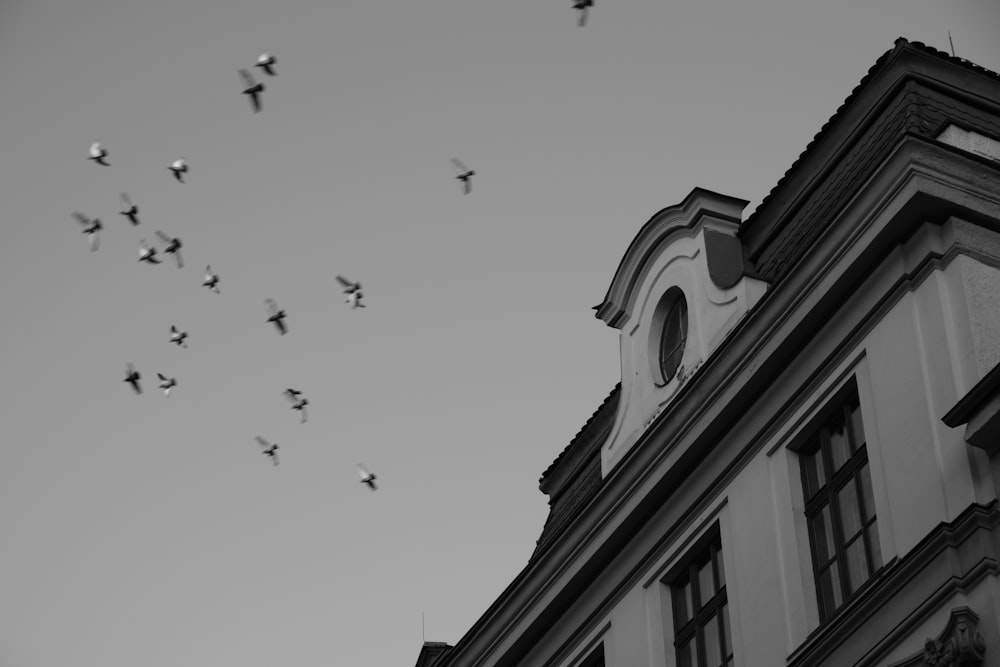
(943, 360), (1000, 428)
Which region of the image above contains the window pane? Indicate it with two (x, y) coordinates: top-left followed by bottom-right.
(802, 444), (826, 499)
(844, 535), (870, 594)
(810, 505), (836, 565)
(698, 558), (715, 608)
(868, 522), (882, 570)
(837, 481), (863, 540)
(677, 637), (697, 667)
(858, 462), (876, 521)
(720, 602), (732, 659)
(703, 613), (722, 667)
(660, 294), (688, 380)
(673, 580), (692, 627)
(849, 402), (865, 447)
(828, 414), (850, 472)
(715, 552), (726, 592)
(661, 304), (678, 354)
(818, 562), (843, 619)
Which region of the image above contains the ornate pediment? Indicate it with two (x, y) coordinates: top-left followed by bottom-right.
(594, 188), (769, 476)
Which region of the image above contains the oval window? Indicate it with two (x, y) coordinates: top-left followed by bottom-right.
(658, 288), (688, 382)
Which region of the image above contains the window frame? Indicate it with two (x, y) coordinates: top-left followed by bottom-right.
(796, 382), (882, 623)
(666, 526), (734, 667)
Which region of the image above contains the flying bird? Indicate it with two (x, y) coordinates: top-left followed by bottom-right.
(451, 158), (475, 194)
(283, 388), (308, 423)
(358, 464), (377, 491)
(124, 363), (141, 394)
(336, 275), (365, 308)
(119, 193), (140, 225)
(255, 52), (277, 76)
(168, 158), (188, 183)
(155, 230), (183, 268)
(336, 275), (361, 294)
(203, 265), (220, 293)
(573, 0), (593, 26)
(89, 142), (109, 166)
(157, 373), (177, 397)
(169, 325), (188, 348)
(73, 212), (102, 251)
(256, 436), (280, 465)
(138, 239), (162, 264)
(240, 69), (265, 113)
(265, 299), (288, 335)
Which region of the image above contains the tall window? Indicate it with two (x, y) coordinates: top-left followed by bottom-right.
(670, 534), (733, 667)
(799, 385), (882, 622)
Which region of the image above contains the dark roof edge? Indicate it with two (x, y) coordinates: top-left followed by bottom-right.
(739, 38), (1000, 251)
(538, 383), (621, 495)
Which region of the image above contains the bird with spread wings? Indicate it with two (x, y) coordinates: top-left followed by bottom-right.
(256, 436), (280, 465)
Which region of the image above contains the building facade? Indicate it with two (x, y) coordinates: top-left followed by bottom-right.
(415, 38), (1000, 667)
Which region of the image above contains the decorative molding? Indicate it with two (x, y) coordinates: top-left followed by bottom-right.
(594, 188), (749, 330)
(888, 607), (986, 666)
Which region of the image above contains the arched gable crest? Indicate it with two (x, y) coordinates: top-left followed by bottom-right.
(595, 188), (770, 476)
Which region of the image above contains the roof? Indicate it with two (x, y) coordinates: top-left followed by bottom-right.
(739, 38), (1000, 271)
(414, 642), (454, 667)
(532, 383), (620, 560)
(538, 383), (620, 490)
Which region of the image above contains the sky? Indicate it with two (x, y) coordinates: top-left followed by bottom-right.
(1, 1), (998, 665)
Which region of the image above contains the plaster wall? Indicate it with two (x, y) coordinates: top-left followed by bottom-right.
(720, 452), (788, 666)
(605, 588), (647, 667)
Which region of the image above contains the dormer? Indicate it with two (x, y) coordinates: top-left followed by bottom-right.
(594, 188), (770, 476)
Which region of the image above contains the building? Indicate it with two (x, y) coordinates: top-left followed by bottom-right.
(414, 38), (1000, 667)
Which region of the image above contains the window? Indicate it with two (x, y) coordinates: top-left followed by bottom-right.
(799, 385), (882, 622)
(577, 643), (605, 667)
(670, 534), (733, 667)
(659, 287), (688, 382)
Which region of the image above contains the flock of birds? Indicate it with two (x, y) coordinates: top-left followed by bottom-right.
(75, 1), (594, 488)
(72, 51), (420, 491)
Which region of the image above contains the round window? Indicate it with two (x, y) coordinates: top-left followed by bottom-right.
(658, 287), (688, 382)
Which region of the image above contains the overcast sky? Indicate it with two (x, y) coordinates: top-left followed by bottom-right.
(1, 1), (998, 666)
